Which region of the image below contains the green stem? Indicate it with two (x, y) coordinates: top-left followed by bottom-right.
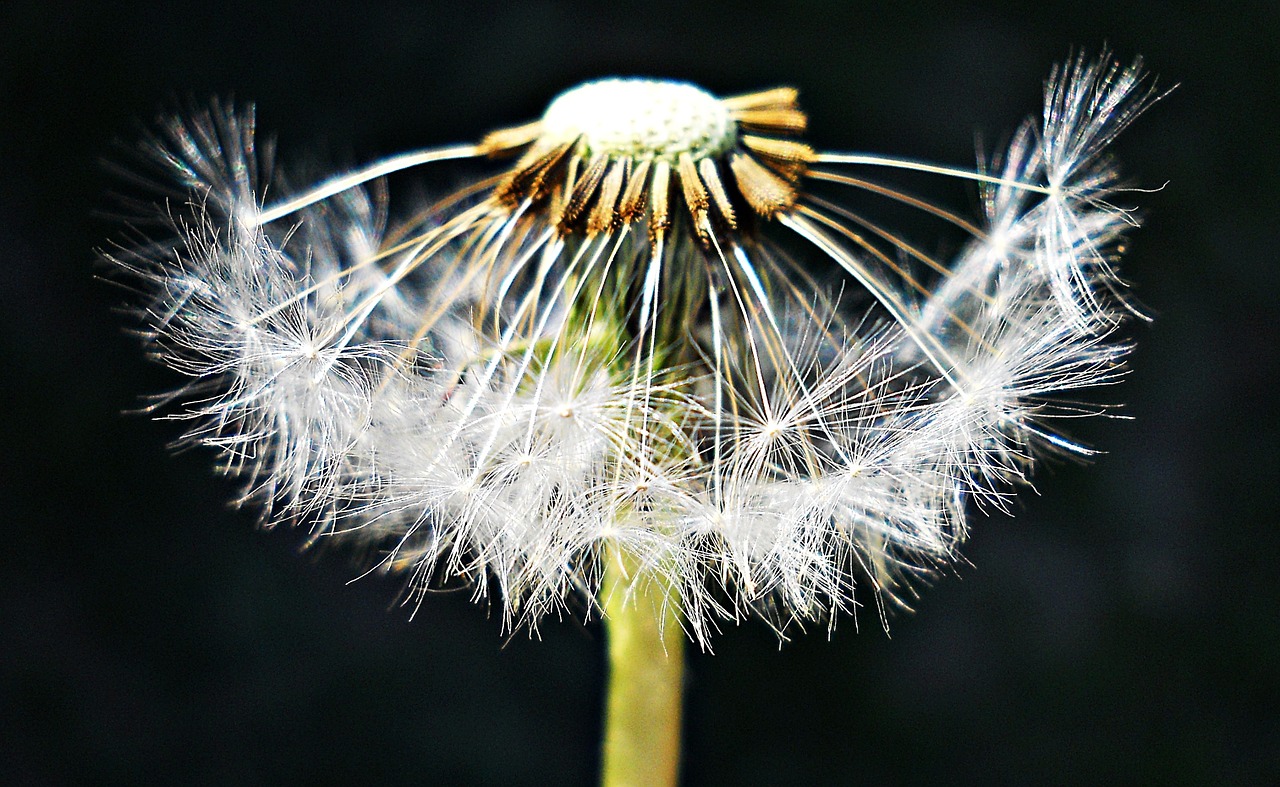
(599, 543), (685, 787)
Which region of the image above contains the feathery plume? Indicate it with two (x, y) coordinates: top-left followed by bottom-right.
(108, 52), (1158, 640)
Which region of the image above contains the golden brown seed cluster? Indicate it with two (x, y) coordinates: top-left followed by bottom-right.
(476, 83), (819, 245)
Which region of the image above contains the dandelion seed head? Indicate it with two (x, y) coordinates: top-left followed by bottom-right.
(107, 52), (1162, 641)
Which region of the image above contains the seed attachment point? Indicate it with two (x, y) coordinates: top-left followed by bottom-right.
(542, 79), (737, 163)
(484, 79), (813, 240)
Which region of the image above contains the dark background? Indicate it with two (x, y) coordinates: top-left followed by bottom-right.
(3, 1), (1276, 784)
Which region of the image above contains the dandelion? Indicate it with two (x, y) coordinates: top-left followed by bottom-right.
(109, 50), (1160, 785)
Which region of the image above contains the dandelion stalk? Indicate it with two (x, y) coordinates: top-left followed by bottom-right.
(599, 544), (684, 787)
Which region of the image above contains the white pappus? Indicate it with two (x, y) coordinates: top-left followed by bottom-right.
(108, 51), (1161, 643)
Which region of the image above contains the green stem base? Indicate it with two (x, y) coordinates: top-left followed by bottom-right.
(599, 544), (685, 787)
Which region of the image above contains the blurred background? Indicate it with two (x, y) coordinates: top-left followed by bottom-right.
(2, 1), (1275, 784)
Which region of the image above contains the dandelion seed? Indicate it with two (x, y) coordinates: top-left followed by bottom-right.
(109, 52), (1158, 643)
